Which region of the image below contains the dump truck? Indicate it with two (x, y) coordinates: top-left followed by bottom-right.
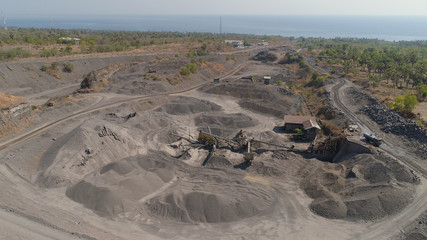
(363, 133), (382, 147)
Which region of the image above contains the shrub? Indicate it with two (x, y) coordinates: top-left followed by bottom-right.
(313, 76), (325, 87)
(312, 71), (319, 81)
(65, 46), (72, 54)
(63, 63), (74, 72)
(180, 67), (191, 76)
(294, 128), (303, 135)
(40, 65), (48, 72)
(50, 62), (59, 69)
(186, 64), (197, 73)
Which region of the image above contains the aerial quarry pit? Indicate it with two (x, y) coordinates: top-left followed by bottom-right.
(0, 45), (426, 240)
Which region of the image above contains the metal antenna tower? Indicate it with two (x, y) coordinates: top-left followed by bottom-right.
(220, 16), (222, 35)
(1, 11), (6, 30)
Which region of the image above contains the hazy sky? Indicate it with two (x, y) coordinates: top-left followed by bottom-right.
(3, 0), (427, 17)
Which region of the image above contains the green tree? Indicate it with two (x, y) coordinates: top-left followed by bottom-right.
(415, 84), (427, 101)
(312, 71), (319, 81)
(186, 64), (197, 73)
(403, 94), (419, 112)
(391, 96), (405, 112)
(392, 95), (419, 113)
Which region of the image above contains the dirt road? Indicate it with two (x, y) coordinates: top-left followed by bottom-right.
(330, 78), (427, 239)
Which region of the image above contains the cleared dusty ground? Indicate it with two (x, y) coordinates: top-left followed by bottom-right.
(0, 46), (426, 240)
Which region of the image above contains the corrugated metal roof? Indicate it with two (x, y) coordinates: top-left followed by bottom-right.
(303, 119), (321, 130)
(283, 115), (316, 124)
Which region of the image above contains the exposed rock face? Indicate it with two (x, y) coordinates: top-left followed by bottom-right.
(251, 51), (278, 62)
(78, 63), (134, 92)
(0, 104), (36, 140)
(80, 72), (97, 89)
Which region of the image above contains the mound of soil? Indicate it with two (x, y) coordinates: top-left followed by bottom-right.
(66, 154), (175, 216)
(155, 97), (222, 115)
(301, 152), (417, 220)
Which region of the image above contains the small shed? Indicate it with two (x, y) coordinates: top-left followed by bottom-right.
(264, 76), (271, 85)
(284, 115), (320, 141)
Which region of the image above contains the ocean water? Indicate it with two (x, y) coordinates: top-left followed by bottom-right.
(6, 15), (427, 41)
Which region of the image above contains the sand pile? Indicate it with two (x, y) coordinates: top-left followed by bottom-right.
(155, 96), (222, 115)
(301, 151), (417, 220)
(201, 83), (302, 118)
(66, 154), (175, 216)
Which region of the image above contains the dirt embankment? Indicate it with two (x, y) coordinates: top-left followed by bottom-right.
(0, 55), (150, 97)
(79, 54), (245, 95)
(0, 104), (38, 140)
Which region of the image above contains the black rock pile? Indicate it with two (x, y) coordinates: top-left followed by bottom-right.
(324, 91), (346, 119)
(362, 104), (426, 142)
(362, 103), (427, 159)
